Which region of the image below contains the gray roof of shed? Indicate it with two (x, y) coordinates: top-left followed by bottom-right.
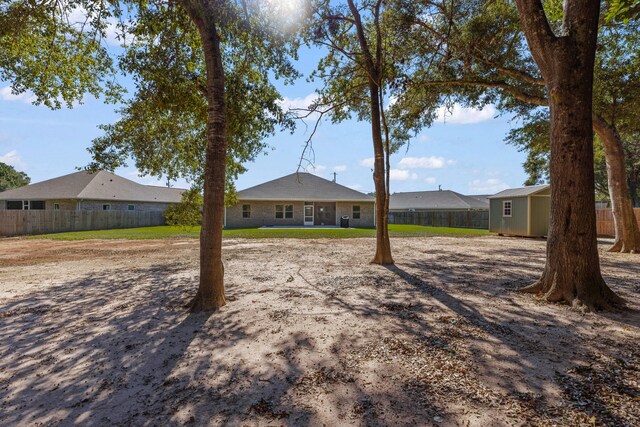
(0, 170), (185, 203)
(237, 173), (375, 202)
(389, 190), (489, 210)
(488, 184), (550, 199)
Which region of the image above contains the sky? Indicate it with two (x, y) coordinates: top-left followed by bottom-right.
(0, 35), (528, 197)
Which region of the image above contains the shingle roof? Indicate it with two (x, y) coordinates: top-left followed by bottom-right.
(466, 194), (490, 204)
(488, 184), (550, 199)
(237, 173), (375, 202)
(0, 171), (185, 203)
(389, 190), (489, 210)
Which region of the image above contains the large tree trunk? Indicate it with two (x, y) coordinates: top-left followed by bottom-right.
(369, 82), (394, 265)
(185, 2), (227, 312)
(347, 0), (393, 265)
(515, 0), (623, 310)
(593, 116), (640, 253)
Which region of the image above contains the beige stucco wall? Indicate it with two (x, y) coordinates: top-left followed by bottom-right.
(225, 201), (305, 228)
(336, 202), (375, 228)
(49, 199), (78, 210)
(225, 200), (375, 228)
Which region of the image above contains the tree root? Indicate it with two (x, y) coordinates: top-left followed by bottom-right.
(518, 277), (626, 312)
(519, 281), (543, 294)
(607, 240), (624, 252)
(371, 255), (395, 265)
(190, 291), (226, 313)
(607, 239), (640, 253)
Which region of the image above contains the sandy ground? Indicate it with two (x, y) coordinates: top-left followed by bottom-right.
(0, 235), (638, 427)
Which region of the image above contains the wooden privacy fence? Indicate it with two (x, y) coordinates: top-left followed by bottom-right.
(389, 210), (489, 230)
(0, 210), (166, 236)
(596, 208), (640, 237)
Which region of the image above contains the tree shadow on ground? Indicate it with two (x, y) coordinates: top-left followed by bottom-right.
(381, 252), (639, 426)
(287, 247), (638, 426)
(0, 264), (318, 426)
(0, 262), (445, 426)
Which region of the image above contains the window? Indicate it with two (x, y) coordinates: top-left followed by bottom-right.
(242, 204), (251, 218)
(54, 203), (60, 210)
(6, 200), (45, 210)
(103, 204), (111, 211)
(275, 204), (293, 219)
(128, 204), (135, 211)
(352, 205), (361, 220)
(503, 200), (512, 217)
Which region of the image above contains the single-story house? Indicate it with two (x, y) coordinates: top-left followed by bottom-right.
(388, 190), (490, 229)
(488, 184), (550, 237)
(0, 170), (185, 212)
(225, 172), (375, 228)
(389, 190), (490, 212)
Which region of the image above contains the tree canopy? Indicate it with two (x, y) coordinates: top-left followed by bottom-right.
(86, 0), (300, 194)
(0, 162), (30, 192)
(0, 0), (123, 108)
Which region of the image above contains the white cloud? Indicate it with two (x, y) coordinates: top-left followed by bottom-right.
(359, 157), (375, 168)
(386, 95), (398, 108)
(469, 178), (510, 194)
(68, 7), (125, 47)
(390, 169), (418, 181)
(0, 86), (37, 104)
(305, 164), (326, 176)
(104, 20), (122, 46)
(418, 134), (430, 143)
(333, 165), (347, 172)
(0, 150), (26, 169)
(436, 103), (496, 125)
(279, 93), (319, 113)
(397, 156), (455, 169)
(424, 177), (437, 184)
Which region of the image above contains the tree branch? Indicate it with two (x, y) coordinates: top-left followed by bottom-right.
(513, 0), (557, 78)
(418, 79), (548, 106)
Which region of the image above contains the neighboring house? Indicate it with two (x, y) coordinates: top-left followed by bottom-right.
(0, 170), (185, 212)
(225, 172), (375, 228)
(466, 194), (491, 206)
(488, 184), (550, 237)
(389, 190), (490, 212)
(388, 190), (490, 229)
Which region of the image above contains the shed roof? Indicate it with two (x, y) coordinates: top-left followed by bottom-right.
(488, 184), (550, 199)
(237, 173), (375, 202)
(389, 190), (489, 210)
(0, 170), (185, 203)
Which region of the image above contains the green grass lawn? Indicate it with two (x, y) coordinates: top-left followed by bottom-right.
(28, 224), (490, 240)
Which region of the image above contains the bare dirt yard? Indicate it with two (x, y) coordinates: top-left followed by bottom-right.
(0, 236), (638, 426)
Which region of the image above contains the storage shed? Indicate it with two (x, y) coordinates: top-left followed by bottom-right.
(488, 185), (550, 237)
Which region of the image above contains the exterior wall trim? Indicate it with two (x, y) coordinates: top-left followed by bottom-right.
(527, 196), (532, 236)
